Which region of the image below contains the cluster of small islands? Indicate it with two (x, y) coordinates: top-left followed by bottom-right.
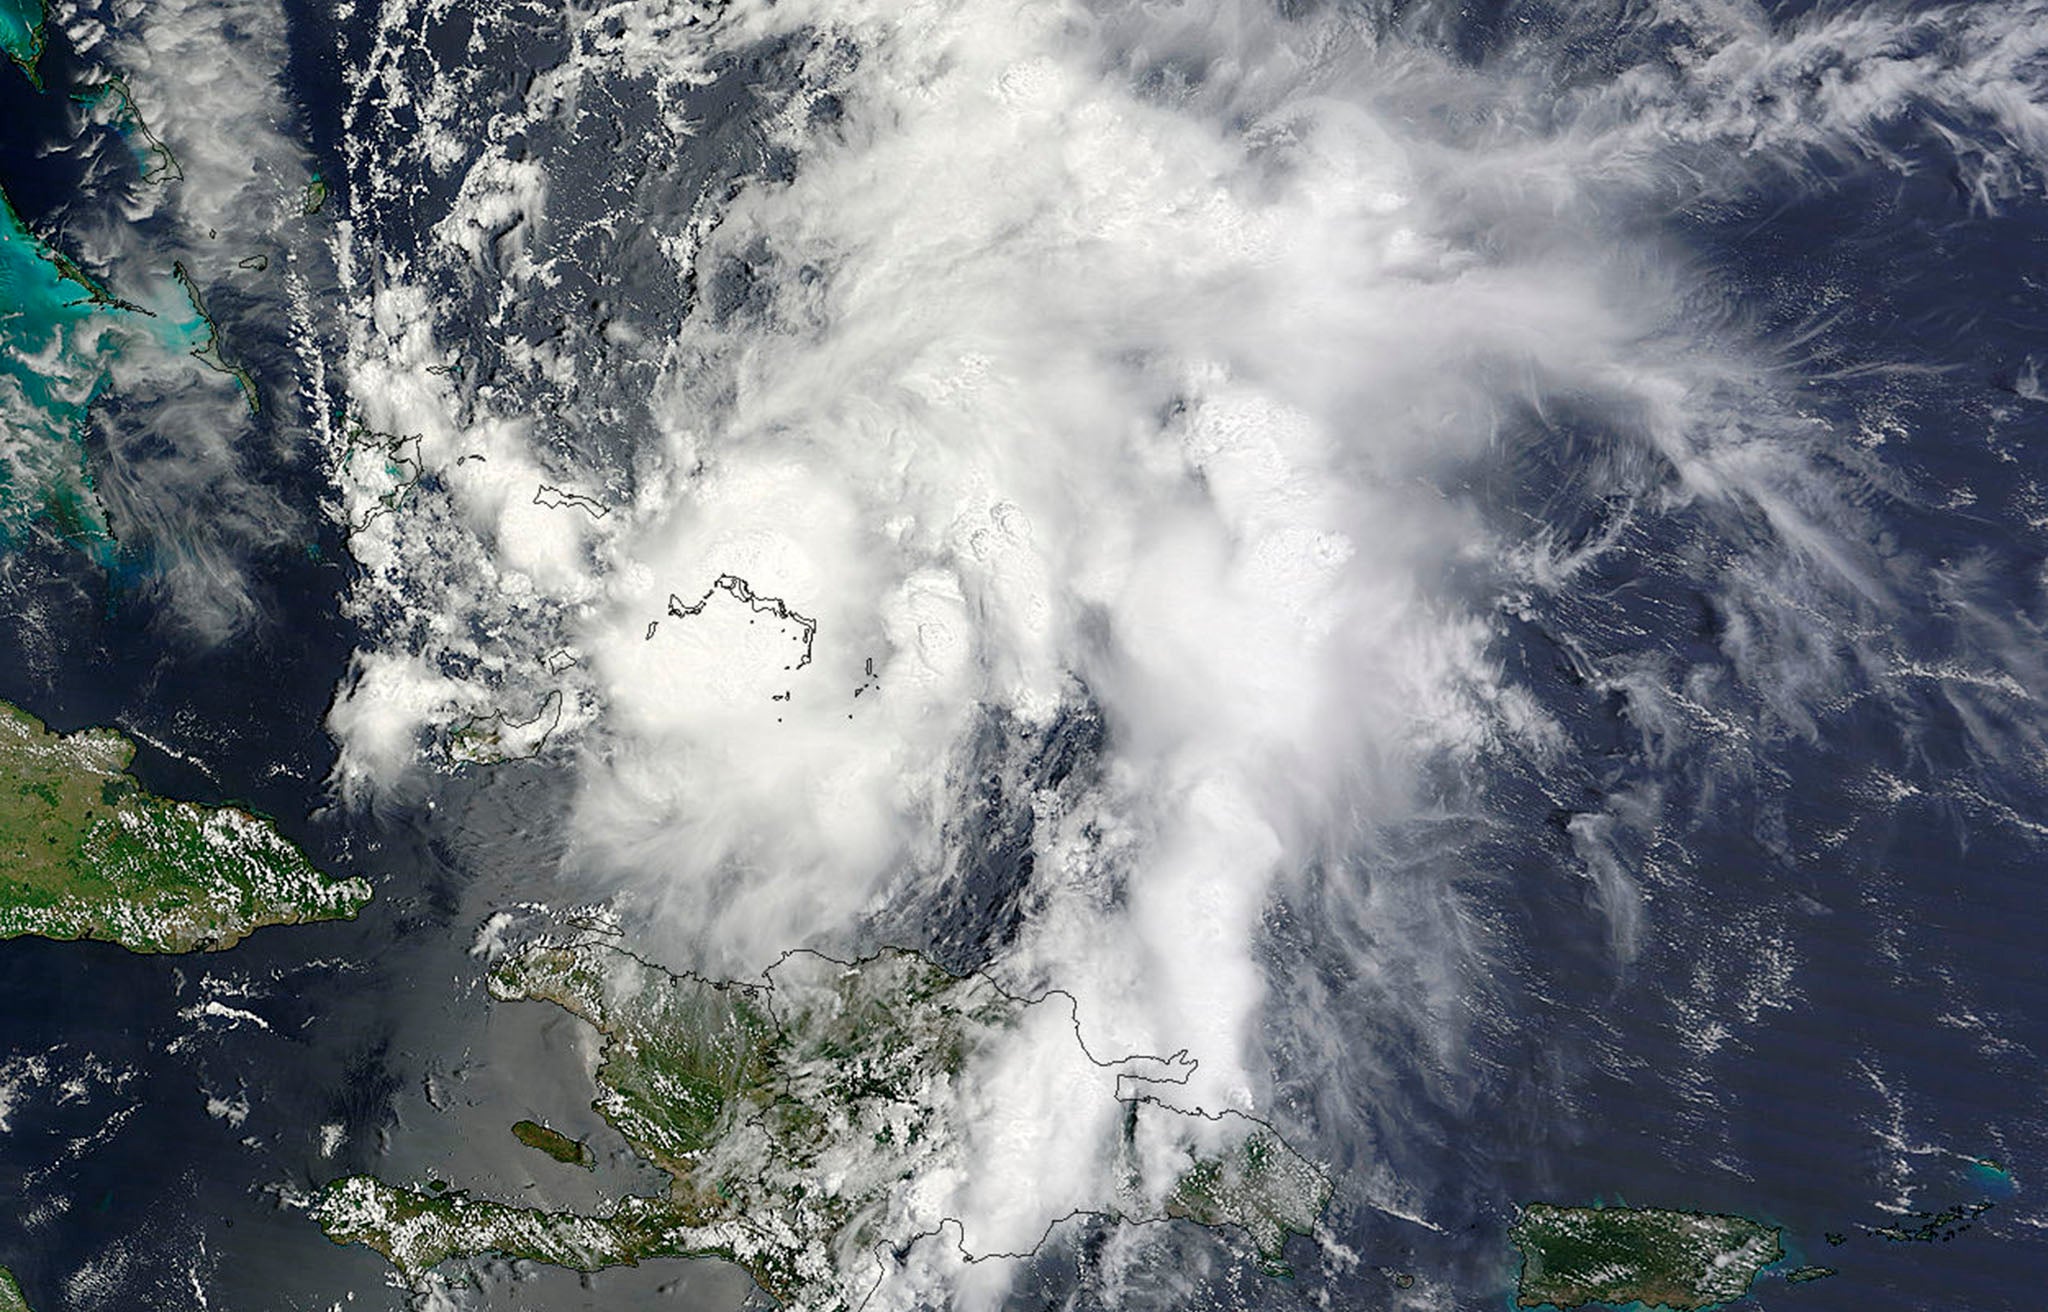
(0, 688), (1962, 1310)
(0, 0), (2019, 1307)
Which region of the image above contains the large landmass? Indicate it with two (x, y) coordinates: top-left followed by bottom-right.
(0, 699), (371, 952)
(0, 1264), (27, 1312)
(318, 933), (1330, 1310)
(1509, 1203), (1782, 1311)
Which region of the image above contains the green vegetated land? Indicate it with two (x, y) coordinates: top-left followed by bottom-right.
(0, 1264), (28, 1312)
(0, 698), (371, 952)
(1509, 1203), (1783, 1311)
(0, 0), (44, 85)
(0, 182), (126, 557)
(79, 76), (182, 184)
(171, 261), (259, 412)
(0, 50), (255, 558)
(319, 935), (1330, 1311)
(511, 1119), (592, 1168)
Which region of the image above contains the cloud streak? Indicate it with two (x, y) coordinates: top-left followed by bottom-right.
(323, 0), (2048, 1299)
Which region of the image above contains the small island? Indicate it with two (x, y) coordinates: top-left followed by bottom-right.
(0, 698), (371, 953)
(80, 76), (182, 185)
(511, 1119), (593, 1169)
(171, 262), (259, 413)
(319, 932), (1330, 1310)
(1508, 1202), (1782, 1311)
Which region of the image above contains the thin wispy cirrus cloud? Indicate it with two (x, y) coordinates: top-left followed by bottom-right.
(2, 0), (331, 642)
(322, 0), (2048, 1298)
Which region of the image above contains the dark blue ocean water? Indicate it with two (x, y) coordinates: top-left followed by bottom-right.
(1248, 15), (2048, 1308)
(0, 16), (418, 1305)
(0, 2), (2044, 1311)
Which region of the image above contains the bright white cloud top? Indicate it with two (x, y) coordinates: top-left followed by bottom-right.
(312, 0), (2048, 1304)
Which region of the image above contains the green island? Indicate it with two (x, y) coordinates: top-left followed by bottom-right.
(0, 0), (44, 87)
(1870, 1199), (1993, 1242)
(1508, 1203), (1782, 1311)
(0, 183), (124, 556)
(1785, 1265), (1836, 1283)
(0, 182), (220, 557)
(338, 416), (422, 532)
(318, 934), (1330, 1310)
(0, 698), (371, 953)
(0, 1264), (29, 1312)
(511, 1119), (592, 1169)
(0, 184), (124, 309)
(170, 262), (259, 413)
(449, 690), (562, 766)
(78, 77), (182, 185)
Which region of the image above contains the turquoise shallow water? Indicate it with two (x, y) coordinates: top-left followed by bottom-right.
(0, 184), (122, 551)
(77, 80), (182, 184)
(1970, 1161), (2018, 1199)
(0, 183), (211, 557)
(0, 0), (42, 84)
(0, 11), (246, 567)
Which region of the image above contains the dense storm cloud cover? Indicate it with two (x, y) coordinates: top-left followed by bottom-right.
(315, 0), (2048, 1303)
